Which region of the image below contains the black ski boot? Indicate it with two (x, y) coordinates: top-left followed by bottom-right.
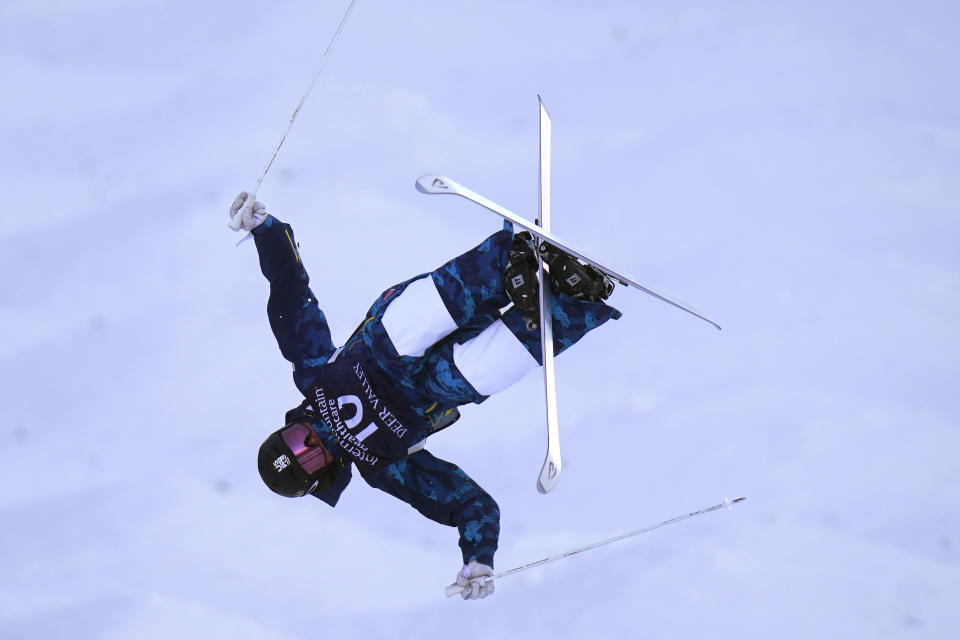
(539, 241), (615, 302)
(504, 231), (541, 330)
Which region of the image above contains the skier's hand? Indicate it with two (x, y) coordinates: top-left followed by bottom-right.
(454, 561), (494, 600)
(228, 191), (267, 232)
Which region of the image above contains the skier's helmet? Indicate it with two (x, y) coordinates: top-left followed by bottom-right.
(257, 422), (339, 497)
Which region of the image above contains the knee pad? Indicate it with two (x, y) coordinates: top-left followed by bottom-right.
(382, 276), (458, 357)
(452, 318), (538, 396)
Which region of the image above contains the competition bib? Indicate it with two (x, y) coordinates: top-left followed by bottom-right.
(308, 356), (428, 477)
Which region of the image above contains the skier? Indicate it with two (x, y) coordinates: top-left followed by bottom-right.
(230, 191), (620, 600)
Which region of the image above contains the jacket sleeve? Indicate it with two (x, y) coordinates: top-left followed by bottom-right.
(364, 449), (500, 568)
(252, 216), (336, 392)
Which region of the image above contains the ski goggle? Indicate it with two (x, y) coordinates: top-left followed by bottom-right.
(280, 422), (333, 476)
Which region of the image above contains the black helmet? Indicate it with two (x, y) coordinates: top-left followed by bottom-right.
(257, 422), (339, 498)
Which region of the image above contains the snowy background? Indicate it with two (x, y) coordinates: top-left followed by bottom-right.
(2, 1), (958, 638)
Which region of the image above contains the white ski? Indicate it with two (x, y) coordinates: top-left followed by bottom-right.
(414, 177), (721, 331)
(535, 97), (561, 494)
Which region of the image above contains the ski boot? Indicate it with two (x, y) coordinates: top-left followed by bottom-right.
(539, 241), (615, 302)
(504, 231), (541, 330)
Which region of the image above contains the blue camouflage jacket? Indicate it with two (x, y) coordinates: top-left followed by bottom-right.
(252, 215), (500, 568)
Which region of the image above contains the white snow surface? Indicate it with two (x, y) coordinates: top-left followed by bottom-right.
(2, 1), (959, 638)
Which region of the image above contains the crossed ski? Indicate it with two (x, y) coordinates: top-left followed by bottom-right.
(416, 97), (721, 494)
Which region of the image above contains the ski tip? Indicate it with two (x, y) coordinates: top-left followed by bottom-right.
(416, 175), (453, 195)
(693, 312), (722, 331)
(536, 480), (554, 495)
(538, 95), (551, 117)
(536, 459), (561, 494)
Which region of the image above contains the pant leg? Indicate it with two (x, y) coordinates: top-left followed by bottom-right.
(499, 289), (623, 365)
(422, 289), (622, 402)
(374, 229), (514, 359)
(429, 229), (513, 328)
(330, 229), (512, 410)
(355, 227), (621, 408)
(351, 228), (512, 362)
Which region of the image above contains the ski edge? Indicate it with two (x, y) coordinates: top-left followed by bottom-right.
(535, 96), (560, 495)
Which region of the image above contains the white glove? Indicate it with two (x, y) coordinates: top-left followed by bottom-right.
(454, 561), (495, 600)
(228, 191), (267, 232)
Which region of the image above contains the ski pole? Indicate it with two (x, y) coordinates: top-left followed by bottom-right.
(445, 496), (745, 598)
(254, 0), (360, 195)
(231, 0), (359, 240)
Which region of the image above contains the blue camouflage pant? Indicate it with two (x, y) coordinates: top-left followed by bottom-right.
(341, 228), (622, 416)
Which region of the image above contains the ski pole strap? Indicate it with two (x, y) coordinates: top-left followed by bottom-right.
(444, 497), (745, 598)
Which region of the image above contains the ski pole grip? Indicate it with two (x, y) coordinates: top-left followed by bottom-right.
(444, 575), (491, 598)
